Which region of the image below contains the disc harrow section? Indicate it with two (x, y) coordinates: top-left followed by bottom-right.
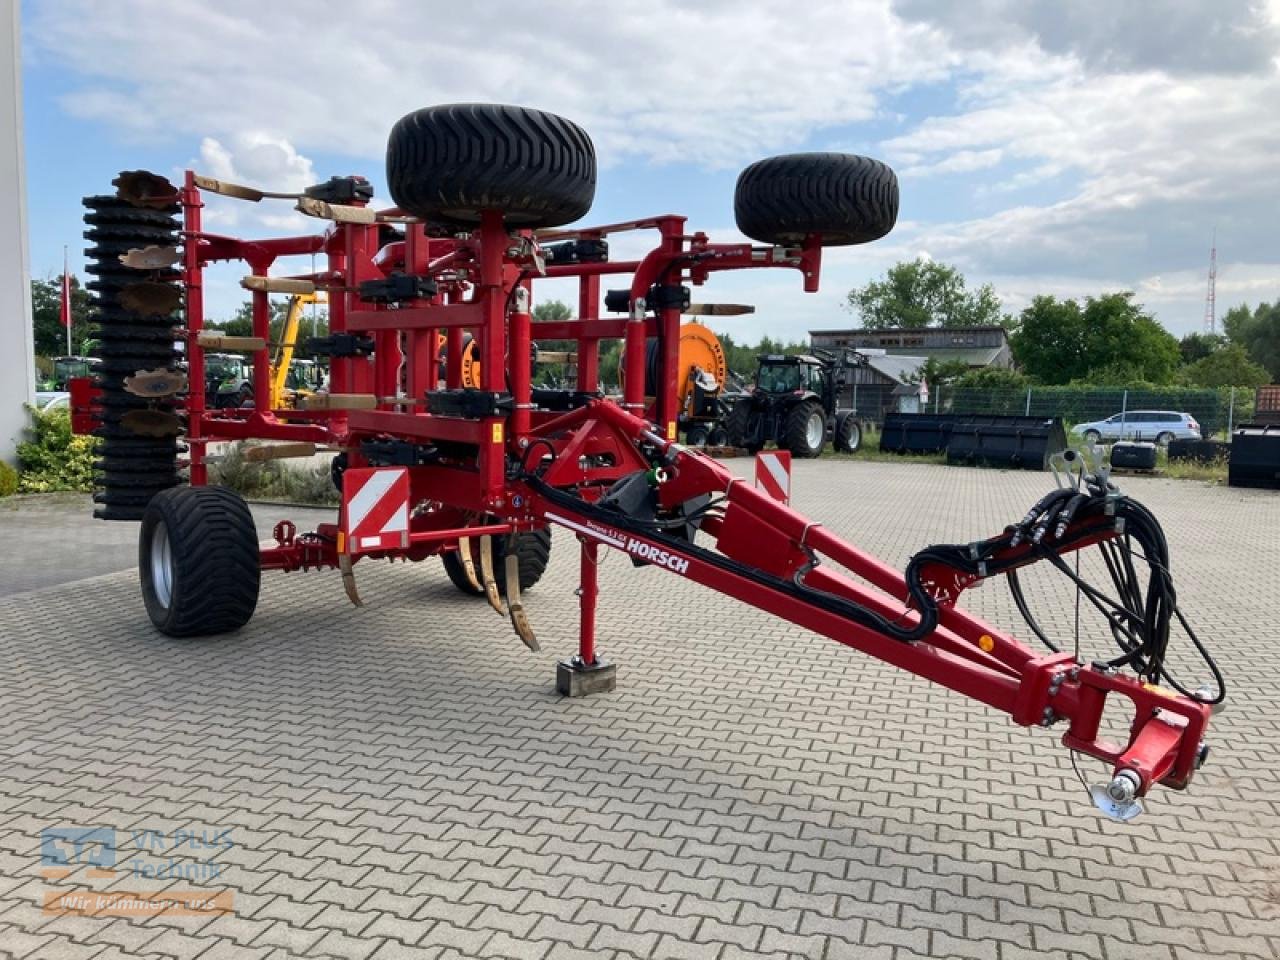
(82, 190), (186, 521)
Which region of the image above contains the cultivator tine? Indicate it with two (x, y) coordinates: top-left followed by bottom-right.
(455, 536), (483, 592)
(683, 303), (756, 316)
(112, 170), (179, 207)
(503, 550), (539, 652)
(192, 174), (302, 202)
(240, 276), (317, 294)
(478, 535), (505, 614)
(119, 245), (182, 270)
(339, 554), (364, 607)
(295, 197), (379, 224)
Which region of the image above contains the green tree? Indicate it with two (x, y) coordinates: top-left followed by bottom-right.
(1010, 292), (1179, 385)
(952, 366), (1030, 391)
(1181, 343), (1270, 388)
(908, 357), (970, 387)
(1179, 331), (1225, 364)
(1008, 295), (1088, 383)
(532, 299), (572, 323)
(32, 276), (94, 358)
(1222, 301), (1280, 380)
(846, 259), (1003, 329)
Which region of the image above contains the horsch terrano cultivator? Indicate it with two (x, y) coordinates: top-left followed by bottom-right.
(71, 104), (1224, 821)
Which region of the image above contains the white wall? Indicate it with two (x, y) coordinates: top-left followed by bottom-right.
(0, 2), (34, 463)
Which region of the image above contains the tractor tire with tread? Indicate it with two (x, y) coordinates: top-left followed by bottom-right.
(724, 398), (762, 454)
(835, 414), (863, 453)
(139, 485), (260, 637)
(734, 153), (898, 247)
(785, 401), (827, 458)
(386, 103), (596, 230)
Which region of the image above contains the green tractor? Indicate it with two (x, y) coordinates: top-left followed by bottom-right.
(205, 353), (254, 408)
(38, 356), (99, 391)
(723, 349), (866, 458)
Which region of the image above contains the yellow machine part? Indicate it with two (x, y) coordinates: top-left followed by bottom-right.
(618, 322), (727, 414)
(455, 323), (725, 400)
(460, 338), (481, 389)
(674, 322), (727, 412)
(271, 292), (327, 409)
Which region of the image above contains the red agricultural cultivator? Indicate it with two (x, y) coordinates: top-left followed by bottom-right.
(72, 104), (1223, 820)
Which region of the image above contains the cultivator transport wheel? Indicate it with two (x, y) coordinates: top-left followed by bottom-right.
(442, 529), (552, 597)
(83, 182), (185, 522)
(734, 152), (898, 246)
(786, 400), (827, 458)
(139, 486), (260, 637)
(386, 103), (596, 230)
(835, 413), (862, 453)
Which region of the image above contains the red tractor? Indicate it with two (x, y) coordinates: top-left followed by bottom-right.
(71, 103), (1221, 821)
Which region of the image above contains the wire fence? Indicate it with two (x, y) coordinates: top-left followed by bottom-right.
(865, 386), (1254, 439)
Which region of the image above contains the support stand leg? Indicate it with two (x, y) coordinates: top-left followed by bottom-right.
(557, 536), (617, 697)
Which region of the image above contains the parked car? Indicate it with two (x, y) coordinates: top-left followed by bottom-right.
(1071, 410), (1201, 445)
(34, 391), (70, 413)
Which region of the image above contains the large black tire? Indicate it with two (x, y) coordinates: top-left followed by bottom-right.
(386, 103), (596, 230)
(442, 528), (552, 596)
(735, 153), (898, 247)
(834, 413), (862, 453)
(685, 424), (710, 447)
(139, 486), (260, 637)
(724, 398), (761, 453)
(785, 401), (827, 458)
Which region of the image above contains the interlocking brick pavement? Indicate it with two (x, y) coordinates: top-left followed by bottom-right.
(0, 463), (1277, 960)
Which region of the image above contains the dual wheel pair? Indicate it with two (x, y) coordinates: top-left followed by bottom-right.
(724, 400), (863, 458)
(138, 486), (550, 637)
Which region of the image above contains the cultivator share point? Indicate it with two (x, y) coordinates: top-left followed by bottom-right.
(71, 103), (1223, 820)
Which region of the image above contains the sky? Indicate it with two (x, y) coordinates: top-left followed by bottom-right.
(18, 0), (1280, 344)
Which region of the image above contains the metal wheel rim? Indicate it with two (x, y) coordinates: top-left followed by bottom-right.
(150, 519), (174, 610)
(806, 413), (823, 447)
(847, 422), (861, 448)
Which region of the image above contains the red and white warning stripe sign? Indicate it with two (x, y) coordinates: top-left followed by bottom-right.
(754, 450), (791, 504)
(340, 467), (410, 555)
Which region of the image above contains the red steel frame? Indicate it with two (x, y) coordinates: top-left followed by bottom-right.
(133, 172), (1211, 801)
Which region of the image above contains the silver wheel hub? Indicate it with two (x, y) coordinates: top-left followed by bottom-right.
(150, 520), (174, 610)
(806, 413), (823, 448)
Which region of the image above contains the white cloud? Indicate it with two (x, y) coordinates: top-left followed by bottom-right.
(29, 0), (954, 170)
(29, 0), (1280, 336)
(190, 133), (317, 234)
(901, 148), (1003, 177)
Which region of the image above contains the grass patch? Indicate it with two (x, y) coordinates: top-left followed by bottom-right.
(818, 427), (1230, 483)
(1154, 451), (1228, 483)
(821, 427), (948, 464)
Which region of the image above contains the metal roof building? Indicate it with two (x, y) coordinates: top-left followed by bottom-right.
(809, 325), (1013, 369)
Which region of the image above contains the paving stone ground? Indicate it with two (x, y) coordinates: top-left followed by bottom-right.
(0, 462), (1276, 960)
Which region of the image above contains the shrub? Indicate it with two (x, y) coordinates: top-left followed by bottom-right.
(0, 459), (17, 497)
(16, 407), (96, 493)
(210, 443), (338, 506)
